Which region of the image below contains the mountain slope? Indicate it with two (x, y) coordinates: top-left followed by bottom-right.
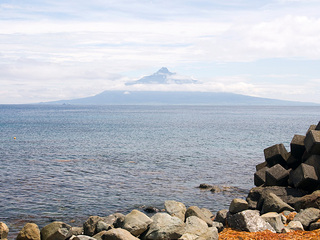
(125, 67), (198, 85)
(47, 91), (317, 105)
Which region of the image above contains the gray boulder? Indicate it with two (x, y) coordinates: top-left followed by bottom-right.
(261, 212), (285, 233)
(83, 216), (104, 236)
(287, 221), (304, 231)
(122, 209), (153, 236)
(180, 217), (218, 240)
(260, 192), (294, 214)
(96, 221), (112, 233)
(164, 200), (187, 221)
(293, 207), (320, 230)
(68, 227), (83, 236)
(101, 228), (139, 240)
(201, 208), (214, 220)
(229, 198), (248, 214)
(180, 216), (211, 239)
(17, 223), (40, 240)
(40, 221), (71, 240)
(185, 206), (213, 227)
(227, 210), (275, 233)
(144, 213), (185, 240)
(112, 213), (126, 228)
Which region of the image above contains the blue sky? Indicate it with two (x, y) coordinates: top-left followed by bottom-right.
(1, 0), (320, 104)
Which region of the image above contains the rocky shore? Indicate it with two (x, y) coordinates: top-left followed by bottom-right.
(2, 121), (320, 240)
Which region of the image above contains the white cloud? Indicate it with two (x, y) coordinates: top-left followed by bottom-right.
(1, 0), (320, 103)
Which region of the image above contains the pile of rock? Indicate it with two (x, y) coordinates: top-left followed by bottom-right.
(254, 121), (320, 192)
(2, 200), (220, 240)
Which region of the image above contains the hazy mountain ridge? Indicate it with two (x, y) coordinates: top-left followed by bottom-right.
(45, 68), (318, 106)
(47, 91), (318, 106)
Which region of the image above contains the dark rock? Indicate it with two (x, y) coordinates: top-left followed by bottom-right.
(210, 186), (222, 193)
(307, 125), (317, 134)
(286, 153), (301, 170)
(256, 162), (268, 171)
(185, 206), (213, 227)
(214, 209), (228, 225)
(304, 155), (320, 178)
(290, 135), (306, 160)
(264, 144), (288, 167)
(246, 186), (306, 210)
(198, 183), (213, 189)
(143, 206), (159, 213)
(229, 198), (249, 214)
(304, 130), (320, 155)
(260, 192), (294, 214)
(254, 167), (268, 186)
(310, 221), (320, 230)
(83, 216), (104, 236)
(289, 163), (318, 192)
(293, 190), (320, 211)
(265, 164), (289, 186)
(293, 207), (320, 230)
(227, 210), (275, 233)
(112, 213), (125, 228)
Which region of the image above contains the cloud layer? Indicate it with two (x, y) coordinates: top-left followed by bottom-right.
(0, 0), (320, 103)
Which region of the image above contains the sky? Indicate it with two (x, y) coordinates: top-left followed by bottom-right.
(1, 0), (320, 104)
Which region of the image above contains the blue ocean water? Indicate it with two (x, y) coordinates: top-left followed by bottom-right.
(0, 104), (319, 236)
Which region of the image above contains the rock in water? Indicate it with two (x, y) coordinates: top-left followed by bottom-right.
(17, 223), (40, 240)
(164, 200), (187, 221)
(227, 210), (275, 233)
(122, 209), (153, 236)
(144, 213), (185, 240)
(40, 221), (71, 240)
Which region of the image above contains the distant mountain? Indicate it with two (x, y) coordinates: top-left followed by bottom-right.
(46, 91), (317, 106)
(125, 67), (198, 85)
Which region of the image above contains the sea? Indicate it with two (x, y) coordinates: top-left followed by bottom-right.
(0, 104), (319, 236)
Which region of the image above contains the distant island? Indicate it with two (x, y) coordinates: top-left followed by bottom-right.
(45, 68), (318, 106)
